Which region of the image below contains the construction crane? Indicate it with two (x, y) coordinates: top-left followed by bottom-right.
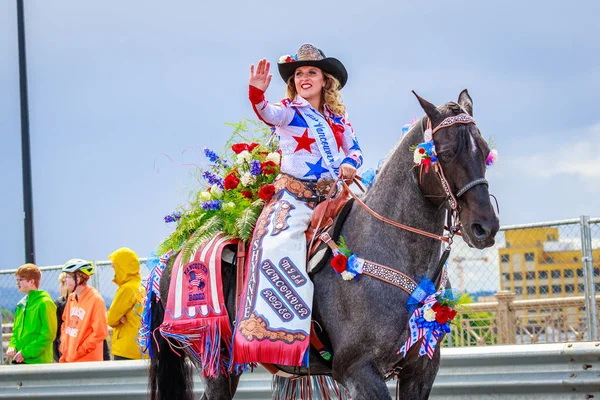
(452, 255), (489, 292)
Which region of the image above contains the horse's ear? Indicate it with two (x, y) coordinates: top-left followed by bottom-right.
(412, 90), (442, 126)
(458, 89), (473, 116)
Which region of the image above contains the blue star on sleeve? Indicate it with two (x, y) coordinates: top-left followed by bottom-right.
(350, 138), (361, 151)
(330, 114), (344, 125)
(304, 158), (329, 179)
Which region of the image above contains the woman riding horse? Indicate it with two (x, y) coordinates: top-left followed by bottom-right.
(233, 43), (364, 367)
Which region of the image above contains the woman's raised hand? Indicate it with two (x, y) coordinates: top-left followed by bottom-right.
(249, 59), (272, 92)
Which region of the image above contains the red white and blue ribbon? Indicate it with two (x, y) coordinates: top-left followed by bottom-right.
(400, 277), (454, 359)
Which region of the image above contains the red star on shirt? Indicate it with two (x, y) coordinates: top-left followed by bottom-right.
(292, 129), (316, 153)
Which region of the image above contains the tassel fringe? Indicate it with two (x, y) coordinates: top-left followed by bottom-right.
(272, 375), (350, 400)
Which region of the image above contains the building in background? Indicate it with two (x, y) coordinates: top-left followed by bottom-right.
(498, 227), (600, 340)
(499, 228), (600, 299)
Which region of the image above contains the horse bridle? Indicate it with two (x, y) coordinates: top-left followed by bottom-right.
(331, 113), (489, 245)
(420, 113), (489, 238)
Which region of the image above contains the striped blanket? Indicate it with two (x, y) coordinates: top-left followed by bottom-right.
(159, 233), (239, 377)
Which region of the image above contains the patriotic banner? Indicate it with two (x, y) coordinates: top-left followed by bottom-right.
(160, 233), (240, 377)
(233, 191), (314, 367)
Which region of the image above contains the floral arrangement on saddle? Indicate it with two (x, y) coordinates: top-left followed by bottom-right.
(400, 277), (467, 359)
(329, 236), (364, 281)
(158, 121), (281, 262)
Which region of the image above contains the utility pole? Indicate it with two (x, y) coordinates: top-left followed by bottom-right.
(16, 0), (35, 263)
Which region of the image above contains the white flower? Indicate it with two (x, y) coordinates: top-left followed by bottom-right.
(236, 150), (252, 165)
(199, 191), (211, 201)
(222, 202), (235, 211)
(423, 307), (436, 322)
(210, 184), (222, 199)
(240, 172), (255, 187)
(413, 148), (425, 164)
(278, 55), (289, 63)
(266, 152), (281, 165)
(341, 271), (356, 281)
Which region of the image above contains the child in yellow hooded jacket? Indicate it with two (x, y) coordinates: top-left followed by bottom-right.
(107, 247), (145, 360)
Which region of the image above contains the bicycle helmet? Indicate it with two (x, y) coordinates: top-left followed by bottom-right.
(62, 259), (95, 276)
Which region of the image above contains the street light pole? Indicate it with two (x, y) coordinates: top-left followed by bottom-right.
(16, 0), (35, 263)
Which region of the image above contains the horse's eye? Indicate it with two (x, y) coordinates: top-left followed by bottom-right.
(440, 152), (453, 162)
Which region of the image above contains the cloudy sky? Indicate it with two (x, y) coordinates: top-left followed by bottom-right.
(1, 0), (599, 270)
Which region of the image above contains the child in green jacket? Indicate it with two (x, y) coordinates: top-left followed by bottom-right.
(7, 264), (57, 364)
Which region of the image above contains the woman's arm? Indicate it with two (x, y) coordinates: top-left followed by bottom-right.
(248, 59), (293, 127)
(339, 112), (363, 179)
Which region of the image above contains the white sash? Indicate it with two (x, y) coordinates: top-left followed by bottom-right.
(296, 106), (344, 177)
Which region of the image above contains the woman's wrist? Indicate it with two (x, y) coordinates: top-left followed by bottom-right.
(249, 85), (265, 104)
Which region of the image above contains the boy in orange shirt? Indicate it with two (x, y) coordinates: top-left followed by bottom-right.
(59, 259), (108, 362)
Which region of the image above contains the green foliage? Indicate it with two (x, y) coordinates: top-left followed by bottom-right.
(236, 200), (265, 241)
(336, 236), (352, 257)
(158, 120), (280, 258)
(444, 293), (497, 347)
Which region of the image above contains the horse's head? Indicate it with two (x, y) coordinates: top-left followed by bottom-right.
(413, 90), (499, 249)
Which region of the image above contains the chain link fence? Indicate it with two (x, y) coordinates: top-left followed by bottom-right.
(2, 216), (599, 346)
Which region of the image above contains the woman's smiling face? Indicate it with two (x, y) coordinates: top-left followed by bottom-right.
(294, 66), (325, 104)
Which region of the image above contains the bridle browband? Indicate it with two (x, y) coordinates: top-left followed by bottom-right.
(424, 113), (489, 215)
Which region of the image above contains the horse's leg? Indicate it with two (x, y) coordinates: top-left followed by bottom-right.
(334, 359), (392, 400)
(395, 355), (441, 400)
(200, 374), (241, 400)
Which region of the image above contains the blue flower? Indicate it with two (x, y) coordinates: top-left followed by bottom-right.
(250, 159), (261, 176)
(202, 171), (224, 189)
(201, 200), (222, 211)
(163, 211), (182, 223)
(203, 148), (220, 163)
(346, 254), (362, 275)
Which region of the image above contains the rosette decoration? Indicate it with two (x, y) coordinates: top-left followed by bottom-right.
(329, 236), (364, 280)
(399, 277), (462, 359)
(158, 120), (281, 263)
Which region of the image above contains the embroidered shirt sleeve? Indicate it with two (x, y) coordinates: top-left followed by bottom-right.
(249, 85), (294, 127)
(340, 111), (363, 169)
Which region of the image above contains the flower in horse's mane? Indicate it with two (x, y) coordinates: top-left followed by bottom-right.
(486, 149), (498, 167)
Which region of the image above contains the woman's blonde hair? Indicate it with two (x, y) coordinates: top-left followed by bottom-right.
(286, 70), (346, 116)
(57, 272), (70, 298)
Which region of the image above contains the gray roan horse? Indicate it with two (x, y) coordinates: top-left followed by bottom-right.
(149, 90), (499, 400)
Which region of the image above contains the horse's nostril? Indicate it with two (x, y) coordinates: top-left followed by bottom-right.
(472, 223), (488, 239)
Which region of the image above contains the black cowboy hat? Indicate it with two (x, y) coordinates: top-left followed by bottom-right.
(277, 43), (348, 89)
